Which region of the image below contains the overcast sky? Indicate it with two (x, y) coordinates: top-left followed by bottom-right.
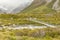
(0, 0), (33, 7)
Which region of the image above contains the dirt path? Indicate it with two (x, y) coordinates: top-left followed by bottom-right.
(28, 18), (56, 28)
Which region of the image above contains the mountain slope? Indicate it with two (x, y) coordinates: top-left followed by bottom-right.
(21, 0), (60, 13)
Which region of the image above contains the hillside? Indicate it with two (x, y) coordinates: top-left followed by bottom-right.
(0, 0), (59, 27)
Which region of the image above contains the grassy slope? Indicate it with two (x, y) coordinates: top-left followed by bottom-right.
(0, 28), (60, 40)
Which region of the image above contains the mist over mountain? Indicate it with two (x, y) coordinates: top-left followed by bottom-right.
(0, 0), (60, 14)
(0, 0), (33, 13)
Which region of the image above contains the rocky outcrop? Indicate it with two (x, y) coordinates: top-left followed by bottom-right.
(32, 0), (60, 11)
